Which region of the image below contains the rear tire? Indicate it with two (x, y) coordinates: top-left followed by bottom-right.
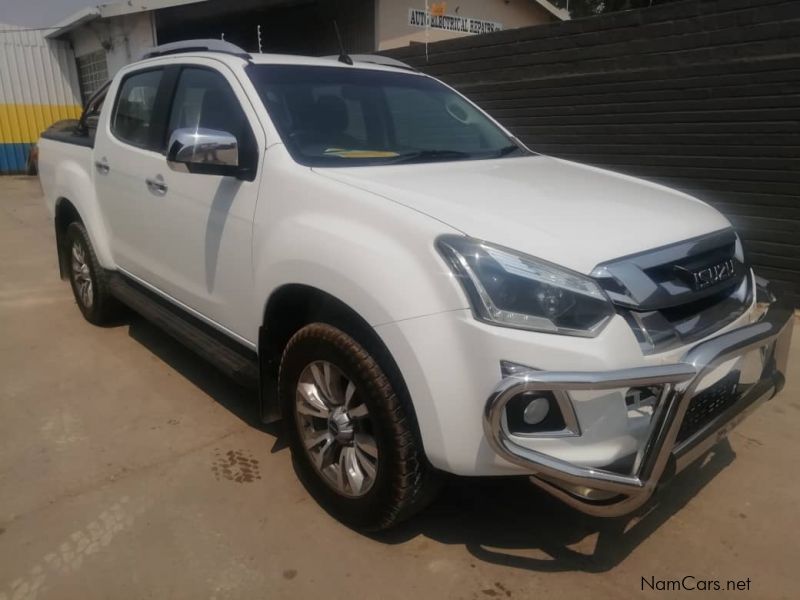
(65, 222), (121, 325)
(26, 151), (37, 176)
(279, 323), (438, 531)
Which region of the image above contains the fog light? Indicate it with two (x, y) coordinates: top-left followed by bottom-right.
(506, 391), (566, 434)
(523, 395), (550, 425)
(533, 477), (620, 501)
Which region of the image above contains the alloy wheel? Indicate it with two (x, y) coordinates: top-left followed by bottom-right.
(71, 240), (94, 309)
(295, 360), (379, 497)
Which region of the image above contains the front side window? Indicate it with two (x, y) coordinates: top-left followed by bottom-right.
(112, 69), (163, 149)
(168, 68), (250, 144)
(247, 65), (527, 167)
(166, 67), (257, 174)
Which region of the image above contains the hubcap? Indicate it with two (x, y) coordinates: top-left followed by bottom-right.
(71, 241), (93, 308)
(295, 360), (378, 497)
(328, 407), (354, 443)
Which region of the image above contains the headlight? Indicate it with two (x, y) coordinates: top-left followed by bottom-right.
(437, 235), (614, 337)
(734, 233), (745, 262)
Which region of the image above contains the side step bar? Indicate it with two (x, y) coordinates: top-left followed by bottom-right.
(107, 272), (259, 389)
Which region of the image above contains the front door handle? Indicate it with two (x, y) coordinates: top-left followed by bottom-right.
(145, 175), (168, 196)
(94, 159), (110, 175)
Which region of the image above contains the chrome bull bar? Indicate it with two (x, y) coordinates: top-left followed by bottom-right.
(483, 302), (794, 517)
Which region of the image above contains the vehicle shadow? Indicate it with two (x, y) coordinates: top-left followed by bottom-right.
(123, 311), (736, 572)
(375, 442), (735, 573)
(125, 313), (285, 450)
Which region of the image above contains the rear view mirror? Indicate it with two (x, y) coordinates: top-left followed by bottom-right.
(166, 128), (239, 176)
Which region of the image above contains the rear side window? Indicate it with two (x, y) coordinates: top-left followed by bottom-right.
(112, 69), (163, 149)
(82, 85), (108, 132)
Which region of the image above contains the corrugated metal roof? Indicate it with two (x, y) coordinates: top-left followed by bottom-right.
(46, 0), (209, 39)
(42, 7), (101, 39)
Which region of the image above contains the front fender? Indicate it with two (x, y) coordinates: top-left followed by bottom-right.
(257, 218), (466, 328)
(253, 157), (468, 332)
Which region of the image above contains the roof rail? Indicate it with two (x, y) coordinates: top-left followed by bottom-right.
(323, 54), (417, 72)
(140, 39), (250, 61)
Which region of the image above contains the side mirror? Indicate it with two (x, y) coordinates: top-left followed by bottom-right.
(166, 128), (239, 176)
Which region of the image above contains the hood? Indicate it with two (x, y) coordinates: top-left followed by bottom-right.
(313, 155), (731, 275)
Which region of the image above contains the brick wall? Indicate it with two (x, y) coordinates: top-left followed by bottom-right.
(386, 0), (800, 305)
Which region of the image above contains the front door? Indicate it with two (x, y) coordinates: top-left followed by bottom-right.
(96, 62), (263, 344)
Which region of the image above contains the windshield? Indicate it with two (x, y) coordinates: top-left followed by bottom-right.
(247, 64), (529, 167)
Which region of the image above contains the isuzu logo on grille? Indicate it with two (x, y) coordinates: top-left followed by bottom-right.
(676, 258), (737, 290)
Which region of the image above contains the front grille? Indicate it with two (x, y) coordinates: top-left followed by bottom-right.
(677, 371), (740, 443)
(645, 241), (737, 288)
(591, 229), (751, 354)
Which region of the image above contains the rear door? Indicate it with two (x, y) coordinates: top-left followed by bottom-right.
(94, 66), (173, 279)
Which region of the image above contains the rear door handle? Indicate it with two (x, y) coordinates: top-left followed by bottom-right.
(145, 175), (168, 196)
(94, 159), (110, 175)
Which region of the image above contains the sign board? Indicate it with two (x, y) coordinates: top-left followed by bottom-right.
(408, 8), (503, 35)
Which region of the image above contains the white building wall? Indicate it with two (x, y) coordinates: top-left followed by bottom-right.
(69, 12), (156, 78)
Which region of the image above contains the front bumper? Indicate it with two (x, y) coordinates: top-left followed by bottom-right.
(483, 301), (794, 517)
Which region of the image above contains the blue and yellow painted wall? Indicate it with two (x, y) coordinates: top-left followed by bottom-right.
(1, 25), (83, 173)
(0, 103), (82, 172)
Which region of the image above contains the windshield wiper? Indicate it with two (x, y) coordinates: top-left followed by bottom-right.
(388, 145), (526, 165)
(387, 149), (472, 164)
(494, 144), (525, 157)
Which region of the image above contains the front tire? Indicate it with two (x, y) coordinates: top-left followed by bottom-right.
(279, 323), (437, 530)
(65, 222), (120, 325)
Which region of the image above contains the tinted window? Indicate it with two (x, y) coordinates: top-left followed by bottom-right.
(112, 69), (162, 148)
(167, 68), (249, 147)
(82, 85), (108, 132)
(166, 67), (257, 177)
(385, 87), (482, 151)
(247, 65), (526, 167)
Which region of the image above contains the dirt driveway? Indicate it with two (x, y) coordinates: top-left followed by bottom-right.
(1, 176), (798, 599)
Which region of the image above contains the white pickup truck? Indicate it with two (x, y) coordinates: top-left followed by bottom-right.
(38, 40), (793, 530)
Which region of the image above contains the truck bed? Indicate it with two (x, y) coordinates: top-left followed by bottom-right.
(40, 119), (94, 148)
(37, 125), (95, 220)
